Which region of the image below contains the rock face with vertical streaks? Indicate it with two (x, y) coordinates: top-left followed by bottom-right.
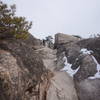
(0, 37), (49, 100)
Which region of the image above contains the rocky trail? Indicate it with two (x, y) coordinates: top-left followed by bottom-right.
(36, 46), (78, 100)
(0, 33), (100, 100)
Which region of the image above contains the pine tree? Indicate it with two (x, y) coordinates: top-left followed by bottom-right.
(0, 1), (32, 39)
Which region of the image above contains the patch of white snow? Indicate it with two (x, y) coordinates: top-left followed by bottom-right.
(88, 56), (100, 79)
(80, 48), (93, 55)
(61, 56), (80, 77)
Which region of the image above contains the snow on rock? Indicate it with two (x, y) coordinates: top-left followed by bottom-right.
(88, 56), (100, 79)
(61, 56), (80, 77)
(80, 48), (93, 55)
(80, 48), (100, 79)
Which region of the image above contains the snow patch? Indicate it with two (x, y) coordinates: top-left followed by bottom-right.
(80, 48), (93, 55)
(88, 56), (100, 79)
(61, 56), (80, 77)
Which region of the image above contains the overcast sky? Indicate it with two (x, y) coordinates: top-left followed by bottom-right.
(3, 0), (100, 39)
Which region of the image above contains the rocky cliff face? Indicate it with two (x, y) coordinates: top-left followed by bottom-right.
(0, 36), (50, 100)
(77, 37), (100, 63)
(0, 33), (100, 100)
(55, 33), (80, 49)
(54, 33), (100, 100)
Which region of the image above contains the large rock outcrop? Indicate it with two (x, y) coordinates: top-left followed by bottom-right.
(55, 33), (81, 64)
(23, 34), (43, 50)
(72, 53), (100, 100)
(1, 32), (100, 100)
(72, 37), (100, 100)
(75, 79), (100, 100)
(47, 72), (78, 100)
(0, 38), (49, 100)
(77, 37), (100, 63)
(55, 33), (100, 100)
(72, 54), (97, 82)
(64, 43), (81, 64)
(55, 33), (80, 48)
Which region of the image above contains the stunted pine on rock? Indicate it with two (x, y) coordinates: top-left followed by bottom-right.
(0, 1), (32, 39)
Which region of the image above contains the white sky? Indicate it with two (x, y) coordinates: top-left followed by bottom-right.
(3, 0), (100, 39)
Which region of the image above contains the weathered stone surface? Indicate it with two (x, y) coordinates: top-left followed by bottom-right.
(75, 79), (100, 100)
(1, 32), (100, 100)
(54, 33), (81, 65)
(64, 43), (81, 64)
(0, 38), (49, 100)
(36, 46), (78, 100)
(0, 50), (42, 100)
(0, 50), (22, 100)
(36, 47), (65, 71)
(69, 50), (98, 100)
(77, 37), (100, 63)
(0, 39), (46, 83)
(56, 52), (65, 71)
(23, 34), (43, 50)
(72, 54), (97, 82)
(55, 33), (79, 47)
(47, 72), (78, 100)
(35, 47), (57, 71)
(54, 34), (100, 100)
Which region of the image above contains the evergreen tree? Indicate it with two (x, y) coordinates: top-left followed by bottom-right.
(0, 1), (32, 39)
